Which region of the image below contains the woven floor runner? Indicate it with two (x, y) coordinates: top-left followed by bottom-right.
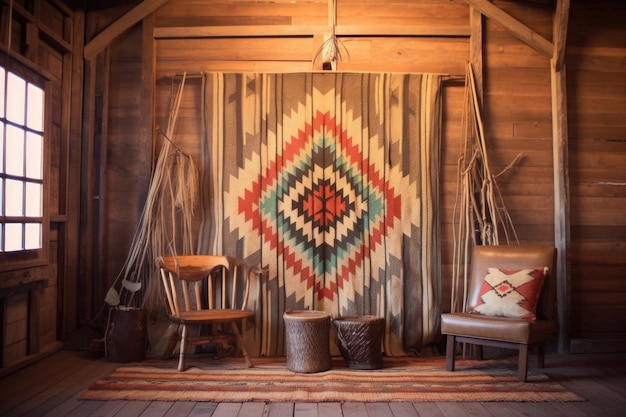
(79, 356), (584, 403)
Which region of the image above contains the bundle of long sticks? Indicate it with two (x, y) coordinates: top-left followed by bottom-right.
(450, 63), (519, 314)
(110, 72), (198, 310)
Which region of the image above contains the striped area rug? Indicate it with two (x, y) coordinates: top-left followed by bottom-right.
(79, 356), (584, 403)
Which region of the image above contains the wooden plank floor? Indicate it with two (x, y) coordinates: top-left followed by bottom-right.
(0, 350), (625, 417)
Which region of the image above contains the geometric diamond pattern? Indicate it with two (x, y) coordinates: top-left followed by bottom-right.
(472, 267), (547, 320)
(238, 109), (400, 303)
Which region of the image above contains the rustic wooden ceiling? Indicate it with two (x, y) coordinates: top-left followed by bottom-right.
(62, 0), (142, 11)
(62, 0), (556, 12)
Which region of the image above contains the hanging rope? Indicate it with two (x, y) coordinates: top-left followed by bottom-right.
(312, 0), (350, 68)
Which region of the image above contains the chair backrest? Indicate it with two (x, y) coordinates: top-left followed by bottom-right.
(156, 255), (254, 316)
(466, 245), (557, 321)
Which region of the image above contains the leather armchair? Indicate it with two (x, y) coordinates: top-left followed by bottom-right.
(441, 245), (557, 382)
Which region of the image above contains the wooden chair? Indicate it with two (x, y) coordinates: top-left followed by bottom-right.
(441, 245), (557, 382)
(156, 255), (260, 371)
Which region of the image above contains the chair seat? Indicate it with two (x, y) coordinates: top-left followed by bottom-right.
(172, 309), (254, 324)
(441, 312), (556, 344)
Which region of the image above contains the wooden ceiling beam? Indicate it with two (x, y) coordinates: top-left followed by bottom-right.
(153, 24), (471, 39)
(464, 0), (553, 58)
(83, 0), (169, 60)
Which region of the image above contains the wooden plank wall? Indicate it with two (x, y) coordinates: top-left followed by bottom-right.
(152, 0), (471, 317)
(566, 1), (626, 353)
(479, 2), (555, 243)
(103, 25), (146, 307)
(89, 0), (626, 353)
(79, 4), (154, 317)
(0, 0), (74, 370)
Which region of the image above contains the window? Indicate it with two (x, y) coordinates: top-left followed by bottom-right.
(0, 64), (47, 269)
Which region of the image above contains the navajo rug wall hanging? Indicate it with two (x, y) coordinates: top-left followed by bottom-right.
(194, 73), (442, 357)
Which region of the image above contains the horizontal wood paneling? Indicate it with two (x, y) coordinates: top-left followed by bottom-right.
(156, 37), (469, 76)
(479, 0), (555, 256)
(566, 1), (626, 345)
(3, 294), (28, 365)
(155, 0), (470, 30)
(337, 37), (467, 74)
(338, 0), (469, 27)
(156, 0), (327, 26)
(158, 37), (314, 62)
(154, 0), (470, 77)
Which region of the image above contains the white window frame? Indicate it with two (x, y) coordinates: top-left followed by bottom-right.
(0, 61), (49, 272)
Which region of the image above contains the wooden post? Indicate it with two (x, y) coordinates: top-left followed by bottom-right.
(79, 57), (97, 323)
(551, 0), (571, 354)
(139, 14), (155, 221)
(64, 10), (85, 338)
(469, 6), (483, 109)
(551, 59), (570, 354)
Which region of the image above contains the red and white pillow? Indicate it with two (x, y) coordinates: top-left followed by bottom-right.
(471, 267), (548, 320)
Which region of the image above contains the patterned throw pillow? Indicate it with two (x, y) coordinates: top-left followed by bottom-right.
(471, 267), (548, 320)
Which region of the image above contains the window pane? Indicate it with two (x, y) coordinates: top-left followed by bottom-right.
(5, 223), (23, 252)
(6, 124), (24, 176)
(6, 179), (24, 216)
(27, 83), (44, 131)
(0, 67), (5, 118)
(0, 122), (4, 174)
(7, 72), (26, 125)
(26, 132), (43, 179)
(1, 67), (46, 258)
(25, 182), (42, 217)
(25, 223), (41, 250)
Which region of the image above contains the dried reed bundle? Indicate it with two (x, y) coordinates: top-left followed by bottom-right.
(450, 63), (519, 313)
(105, 73), (198, 311)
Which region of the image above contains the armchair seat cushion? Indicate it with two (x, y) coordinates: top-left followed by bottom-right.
(441, 312), (556, 344)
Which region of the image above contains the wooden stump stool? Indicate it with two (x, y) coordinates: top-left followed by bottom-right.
(283, 309), (332, 373)
(333, 315), (385, 369)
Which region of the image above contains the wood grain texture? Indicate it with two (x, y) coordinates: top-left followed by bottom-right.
(5, 0), (624, 369)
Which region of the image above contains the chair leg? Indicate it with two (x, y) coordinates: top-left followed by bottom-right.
(445, 335), (456, 371)
(537, 344), (546, 368)
(232, 321), (253, 368)
(518, 344), (529, 382)
(178, 324), (188, 372)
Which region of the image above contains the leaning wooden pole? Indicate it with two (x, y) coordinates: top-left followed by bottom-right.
(551, 0), (571, 354)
